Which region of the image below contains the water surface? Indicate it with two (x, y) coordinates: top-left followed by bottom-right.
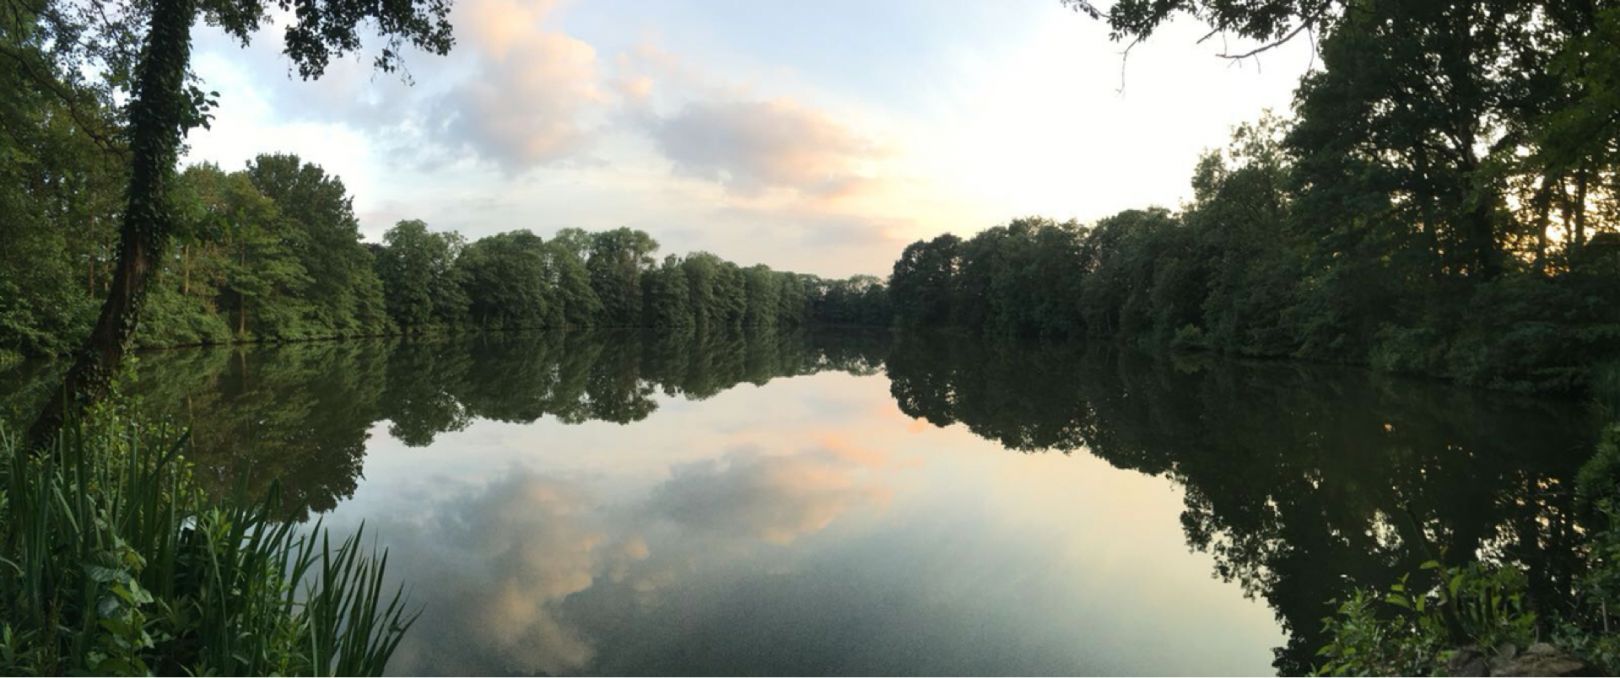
(0, 330), (1601, 675)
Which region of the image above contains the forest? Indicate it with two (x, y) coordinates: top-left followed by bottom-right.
(0, 150), (891, 363)
(9, 1), (1619, 399)
(894, 0), (1620, 395)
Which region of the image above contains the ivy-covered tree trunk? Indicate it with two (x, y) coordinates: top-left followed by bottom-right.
(28, 0), (197, 449)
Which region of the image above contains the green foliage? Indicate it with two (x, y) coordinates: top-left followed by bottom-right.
(890, 233), (961, 327)
(587, 227), (659, 327)
(1556, 500), (1620, 675)
(4, 184), (888, 354)
(1314, 562), (1537, 676)
(246, 154), (394, 339)
(545, 237), (602, 327)
(886, 0), (1620, 392)
(0, 5), (121, 359)
(889, 101), (1620, 392)
(641, 255), (693, 329)
(1313, 513), (1620, 678)
(811, 275), (890, 327)
(1368, 325), (1446, 377)
(0, 415), (412, 675)
(0, 1), (880, 359)
(455, 230), (553, 329)
(374, 219), (469, 332)
(1312, 589), (1449, 677)
(1576, 426), (1620, 510)
(134, 273), (233, 347)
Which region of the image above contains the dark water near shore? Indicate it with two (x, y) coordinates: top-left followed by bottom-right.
(0, 330), (1604, 675)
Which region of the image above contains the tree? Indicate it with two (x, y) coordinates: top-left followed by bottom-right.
(889, 234), (961, 327)
(586, 227), (658, 326)
(456, 230), (552, 328)
(1184, 116), (1299, 355)
(246, 154), (393, 338)
(1061, 0), (1335, 56)
(169, 162), (299, 340)
(375, 219), (468, 331)
(0, 6), (124, 361)
(542, 235), (601, 328)
(28, 0), (455, 448)
(641, 255), (692, 329)
(743, 265), (781, 328)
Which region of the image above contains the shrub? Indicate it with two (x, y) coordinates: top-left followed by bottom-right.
(1314, 561), (1537, 676)
(1369, 325), (1446, 377)
(1170, 324), (1210, 351)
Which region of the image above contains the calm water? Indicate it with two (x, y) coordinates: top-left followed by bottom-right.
(0, 330), (1604, 675)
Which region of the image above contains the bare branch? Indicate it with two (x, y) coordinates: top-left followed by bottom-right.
(1214, 2), (1332, 61)
(1117, 35), (1143, 95)
(1058, 0), (1103, 20)
(1306, 25), (1319, 71)
(1216, 17), (1316, 60)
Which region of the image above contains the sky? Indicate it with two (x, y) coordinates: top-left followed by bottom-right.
(183, 0), (1317, 278)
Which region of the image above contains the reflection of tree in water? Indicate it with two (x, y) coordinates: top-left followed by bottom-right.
(130, 342), (387, 521)
(0, 328), (890, 522)
(381, 339), (474, 446)
(7, 327), (1583, 673)
(884, 332), (1601, 675)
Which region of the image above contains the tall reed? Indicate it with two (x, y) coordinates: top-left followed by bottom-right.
(0, 414), (413, 675)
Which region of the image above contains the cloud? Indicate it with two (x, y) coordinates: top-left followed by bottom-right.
(429, 0), (604, 172)
(646, 98), (880, 196)
(650, 444), (890, 545)
(187, 0), (606, 176)
(187, 0), (972, 276)
(381, 472), (622, 675)
(375, 438), (894, 674)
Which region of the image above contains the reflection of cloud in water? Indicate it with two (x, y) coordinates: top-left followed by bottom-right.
(385, 472), (628, 675)
(650, 443), (891, 545)
(383, 440), (895, 675)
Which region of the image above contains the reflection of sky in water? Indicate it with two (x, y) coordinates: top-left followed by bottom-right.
(322, 372), (1283, 676)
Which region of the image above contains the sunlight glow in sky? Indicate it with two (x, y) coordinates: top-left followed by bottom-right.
(183, 0), (1315, 278)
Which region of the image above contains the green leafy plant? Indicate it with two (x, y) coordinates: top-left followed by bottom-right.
(1314, 561), (1537, 676)
(0, 414), (414, 675)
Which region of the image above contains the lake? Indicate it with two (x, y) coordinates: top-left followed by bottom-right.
(0, 330), (1603, 675)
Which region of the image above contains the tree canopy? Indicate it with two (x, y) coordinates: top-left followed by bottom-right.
(886, 1), (1620, 393)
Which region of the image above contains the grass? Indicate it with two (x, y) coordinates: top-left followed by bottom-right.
(0, 409), (414, 675)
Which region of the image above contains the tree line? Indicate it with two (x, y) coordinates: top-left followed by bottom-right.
(0, 150), (893, 361)
(892, 0), (1620, 393)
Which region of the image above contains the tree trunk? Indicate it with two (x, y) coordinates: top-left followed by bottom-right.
(1532, 173), (1556, 275)
(28, 0), (198, 450)
(1412, 144), (1443, 278)
(1573, 163), (1589, 255)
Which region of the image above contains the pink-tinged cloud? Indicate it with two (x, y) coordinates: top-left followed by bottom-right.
(433, 0), (602, 172)
(651, 445), (891, 545)
(380, 472), (610, 675)
(648, 98), (880, 196)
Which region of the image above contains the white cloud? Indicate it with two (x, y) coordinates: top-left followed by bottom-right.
(181, 1), (1312, 277)
(430, 0), (605, 172)
(646, 98), (878, 196)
